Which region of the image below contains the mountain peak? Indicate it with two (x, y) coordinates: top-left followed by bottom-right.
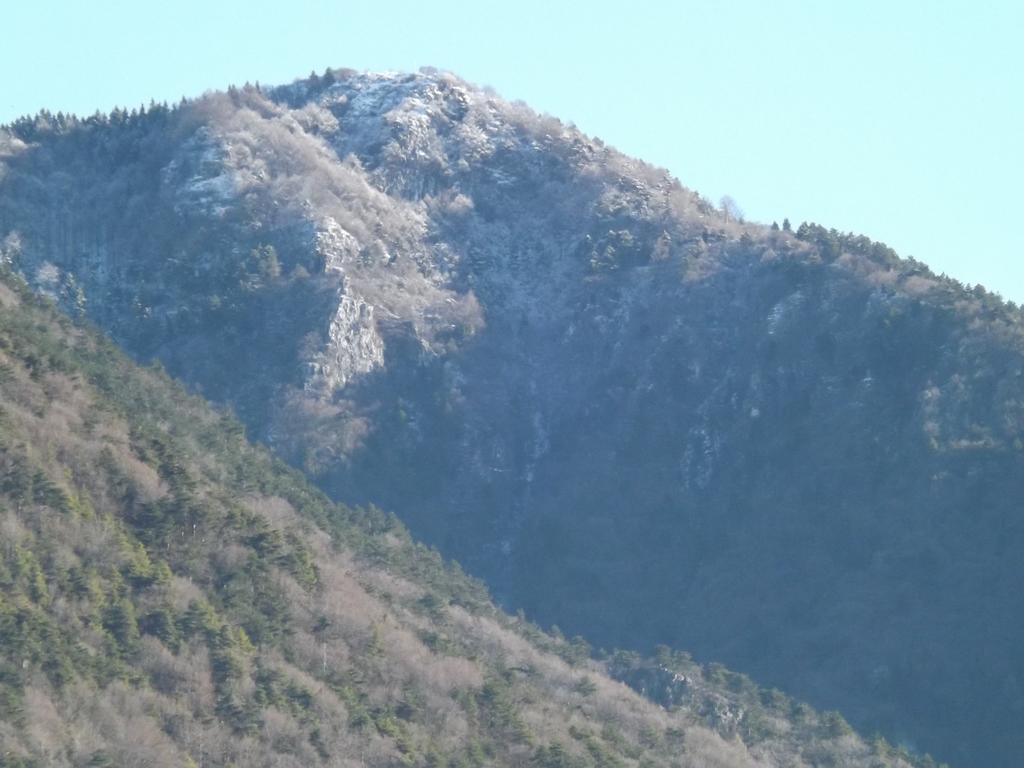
(2, 67), (1022, 765)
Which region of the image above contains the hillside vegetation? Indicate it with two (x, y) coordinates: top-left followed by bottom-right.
(0, 268), (934, 767)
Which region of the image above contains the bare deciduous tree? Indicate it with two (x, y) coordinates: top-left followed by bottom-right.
(719, 195), (743, 223)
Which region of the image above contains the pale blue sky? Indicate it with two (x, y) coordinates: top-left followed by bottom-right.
(3, 1), (1021, 299)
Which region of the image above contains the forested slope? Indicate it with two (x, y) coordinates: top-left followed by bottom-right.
(0, 269), (931, 766)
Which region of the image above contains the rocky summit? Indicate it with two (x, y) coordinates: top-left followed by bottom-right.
(3, 68), (1023, 766)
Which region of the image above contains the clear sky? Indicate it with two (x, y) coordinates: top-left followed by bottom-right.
(3, 1), (1021, 299)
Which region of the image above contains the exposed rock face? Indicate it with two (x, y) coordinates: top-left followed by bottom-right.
(3, 69), (1024, 765)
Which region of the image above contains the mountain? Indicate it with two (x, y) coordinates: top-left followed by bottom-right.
(0, 265), (928, 767)
(1, 68), (1021, 765)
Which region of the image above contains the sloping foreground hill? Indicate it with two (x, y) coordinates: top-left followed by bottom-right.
(0, 270), (930, 767)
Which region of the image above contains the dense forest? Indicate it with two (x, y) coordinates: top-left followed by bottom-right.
(0, 267), (933, 766)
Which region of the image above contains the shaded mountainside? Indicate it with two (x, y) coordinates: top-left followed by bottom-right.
(1, 69), (1021, 765)
(0, 269), (928, 767)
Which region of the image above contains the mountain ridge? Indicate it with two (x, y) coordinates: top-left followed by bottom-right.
(2, 67), (1022, 765)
